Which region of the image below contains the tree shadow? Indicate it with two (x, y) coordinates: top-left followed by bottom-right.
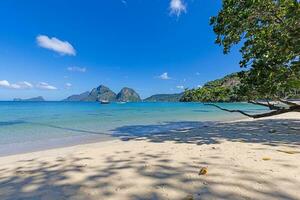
(0, 147), (299, 200)
(111, 118), (300, 147)
(0, 118), (300, 199)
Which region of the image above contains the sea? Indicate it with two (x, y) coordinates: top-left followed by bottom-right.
(0, 102), (269, 156)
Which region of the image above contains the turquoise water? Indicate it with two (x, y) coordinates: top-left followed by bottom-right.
(0, 102), (268, 155)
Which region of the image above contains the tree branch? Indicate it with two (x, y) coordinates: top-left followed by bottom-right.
(277, 98), (299, 107)
(204, 103), (254, 118)
(205, 103), (300, 119)
(248, 100), (282, 110)
(248, 100), (269, 107)
(249, 106), (300, 118)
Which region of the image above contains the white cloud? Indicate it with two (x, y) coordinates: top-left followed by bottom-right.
(170, 0), (186, 16)
(197, 85), (202, 88)
(36, 82), (57, 90)
(65, 83), (72, 88)
(11, 81), (33, 89)
(176, 85), (184, 89)
(158, 72), (171, 80)
(0, 80), (10, 88)
(67, 66), (86, 73)
(0, 80), (33, 89)
(36, 35), (76, 56)
(0, 80), (58, 90)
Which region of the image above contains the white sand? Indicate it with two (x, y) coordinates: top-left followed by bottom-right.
(0, 112), (299, 200)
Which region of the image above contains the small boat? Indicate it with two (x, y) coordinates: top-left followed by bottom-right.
(100, 100), (110, 104)
(117, 101), (127, 104)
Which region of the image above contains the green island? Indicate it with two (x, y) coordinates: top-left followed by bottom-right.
(181, 72), (300, 102)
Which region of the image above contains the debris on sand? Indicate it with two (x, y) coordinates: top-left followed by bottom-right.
(183, 194), (194, 200)
(277, 150), (300, 154)
(199, 167), (208, 175)
(262, 157), (271, 161)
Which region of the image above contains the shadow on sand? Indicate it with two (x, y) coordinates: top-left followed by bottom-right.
(111, 119), (300, 148)
(0, 118), (299, 199)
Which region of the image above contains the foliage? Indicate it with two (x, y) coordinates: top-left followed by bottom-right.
(180, 72), (300, 102)
(180, 73), (246, 102)
(180, 87), (235, 102)
(210, 0), (300, 101)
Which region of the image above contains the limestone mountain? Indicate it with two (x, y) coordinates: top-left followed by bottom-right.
(85, 85), (117, 102)
(116, 87), (141, 102)
(63, 85), (143, 102)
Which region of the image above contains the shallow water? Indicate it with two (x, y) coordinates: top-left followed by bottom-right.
(0, 102), (268, 155)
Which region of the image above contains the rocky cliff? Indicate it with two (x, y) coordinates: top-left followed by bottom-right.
(84, 85), (117, 102)
(116, 87), (141, 102)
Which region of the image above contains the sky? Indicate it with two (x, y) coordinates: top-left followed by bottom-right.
(0, 0), (242, 100)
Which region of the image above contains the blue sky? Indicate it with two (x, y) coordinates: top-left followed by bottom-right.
(0, 0), (242, 100)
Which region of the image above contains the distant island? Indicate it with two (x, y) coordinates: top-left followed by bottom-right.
(13, 73), (299, 104)
(116, 87), (141, 102)
(63, 91), (90, 102)
(63, 85), (183, 102)
(13, 96), (45, 102)
(63, 85), (142, 102)
(62, 74), (250, 103)
(144, 93), (183, 102)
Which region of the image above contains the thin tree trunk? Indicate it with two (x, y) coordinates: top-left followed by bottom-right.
(277, 98), (299, 107)
(205, 103), (300, 119)
(248, 100), (281, 110)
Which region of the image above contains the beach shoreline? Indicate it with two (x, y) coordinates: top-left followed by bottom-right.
(0, 112), (299, 199)
(0, 133), (115, 157)
(0, 101), (257, 158)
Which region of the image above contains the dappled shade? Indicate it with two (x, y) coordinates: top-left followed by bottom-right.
(1, 117), (300, 199)
(111, 118), (300, 148)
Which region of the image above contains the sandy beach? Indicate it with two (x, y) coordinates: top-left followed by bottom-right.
(0, 112), (300, 200)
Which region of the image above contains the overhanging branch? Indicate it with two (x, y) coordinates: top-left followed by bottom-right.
(248, 100), (282, 110)
(277, 98), (299, 107)
(204, 103), (300, 119)
(204, 103), (254, 118)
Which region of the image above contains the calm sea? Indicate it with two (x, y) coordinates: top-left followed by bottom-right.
(0, 102), (268, 156)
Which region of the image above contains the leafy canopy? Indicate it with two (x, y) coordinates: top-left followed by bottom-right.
(210, 0), (300, 100)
